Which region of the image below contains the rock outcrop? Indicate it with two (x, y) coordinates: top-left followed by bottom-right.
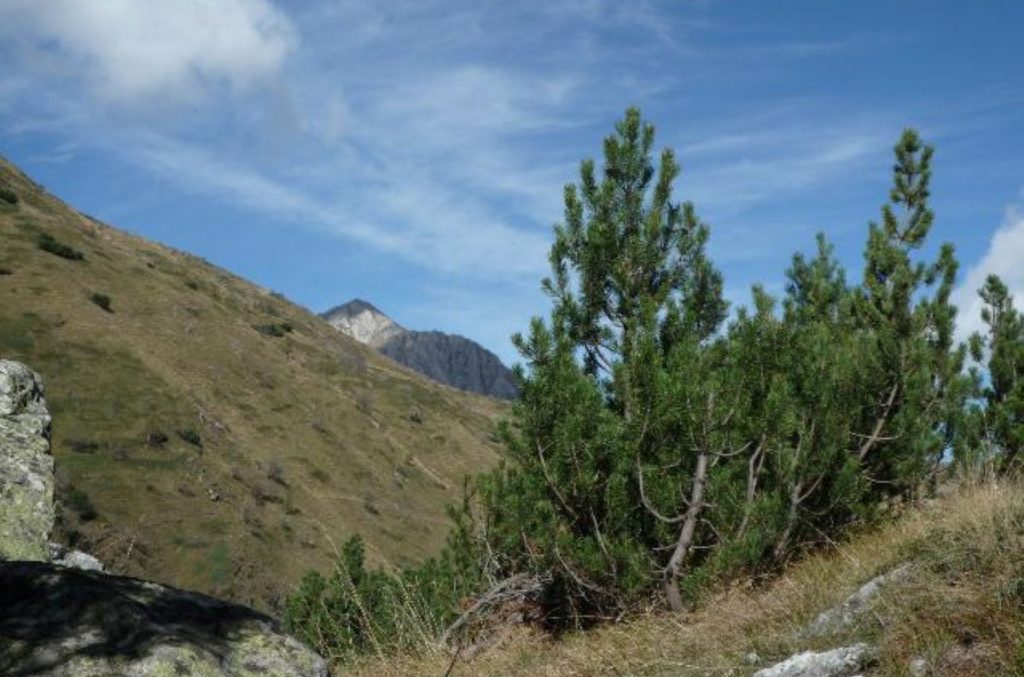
(753, 643), (871, 677)
(0, 359), (327, 676)
(805, 564), (911, 637)
(0, 562), (327, 676)
(0, 360), (54, 561)
(323, 298), (518, 399)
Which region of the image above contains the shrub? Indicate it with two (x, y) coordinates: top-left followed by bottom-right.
(37, 233), (84, 260)
(285, 535), (479, 664)
(68, 488), (98, 521)
(253, 322), (293, 337)
(177, 428), (202, 448)
(267, 460), (286, 485)
(89, 293), (113, 312)
(0, 267), (12, 276)
(67, 439), (99, 454)
(0, 186), (17, 204)
(147, 431), (170, 447)
(185, 279), (200, 290)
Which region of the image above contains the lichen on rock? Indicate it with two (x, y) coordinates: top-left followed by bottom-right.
(0, 360), (54, 562)
(0, 562), (328, 676)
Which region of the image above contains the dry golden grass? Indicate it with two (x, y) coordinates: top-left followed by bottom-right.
(344, 478), (1024, 676)
(0, 157), (506, 610)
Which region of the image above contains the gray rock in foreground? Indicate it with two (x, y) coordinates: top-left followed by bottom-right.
(49, 542), (104, 572)
(0, 360), (54, 561)
(806, 565), (911, 637)
(0, 561), (328, 676)
(754, 643), (871, 677)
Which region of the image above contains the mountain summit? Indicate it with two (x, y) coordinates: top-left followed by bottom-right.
(322, 300), (518, 400)
(321, 299), (404, 347)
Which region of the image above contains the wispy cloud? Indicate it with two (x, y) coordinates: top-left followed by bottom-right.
(128, 133), (552, 279)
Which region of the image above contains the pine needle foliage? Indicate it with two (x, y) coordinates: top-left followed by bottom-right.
(967, 275), (1024, 470)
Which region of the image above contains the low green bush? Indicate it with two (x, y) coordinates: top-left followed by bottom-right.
(147, 431), (170, 447)
(253, 322), (293, 337)
(89, 293), (113, 312)
(0, 186), (17, 204)
(68, 488), (98, 521)
(177, 428), (202, 448)
(67, 439), (100, 454)
(37, 233), (84, 261)
(285, 534), (483, 664)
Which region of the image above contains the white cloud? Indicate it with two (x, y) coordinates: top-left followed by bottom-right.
(954, 207), (1024, 343)
(0, 0), (296, 103)
(682, 128), (887, 213)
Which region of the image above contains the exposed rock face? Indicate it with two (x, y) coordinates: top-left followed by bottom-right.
(323, 298), (404, 347)
(0, 359), (327, 675)
(323, 299), (518, 399)
(0, 360), (54, 562)
(754, 643), (871, 677)
(0, 562), (328, 676)
(379, 330), (518, 400)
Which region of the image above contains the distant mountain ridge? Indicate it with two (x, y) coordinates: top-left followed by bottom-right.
(322, 300), (518, 400)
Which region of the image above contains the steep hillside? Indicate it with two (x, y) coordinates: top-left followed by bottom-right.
(0, 157), (505, 610)
(324, 299), (518, 399)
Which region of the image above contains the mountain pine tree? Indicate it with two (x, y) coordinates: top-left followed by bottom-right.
(473, 108), (733, 618)
(969, 275), (1024, 469)
(852, 129), (965, 497)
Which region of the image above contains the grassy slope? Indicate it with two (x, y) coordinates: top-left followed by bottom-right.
(352, 479), (1024, 676)
(0, 157), (505, 610)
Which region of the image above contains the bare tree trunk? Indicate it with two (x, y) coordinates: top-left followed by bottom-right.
(736, 437), (766, 539)
(662, 451), (709, 612)
(857, 380), (899, 461)
(773, 480), (803, 560)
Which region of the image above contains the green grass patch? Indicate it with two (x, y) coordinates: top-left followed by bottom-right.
(0, 312), (49, 356)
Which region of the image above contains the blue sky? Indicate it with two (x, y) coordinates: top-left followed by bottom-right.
(1, 1), (1022, 365)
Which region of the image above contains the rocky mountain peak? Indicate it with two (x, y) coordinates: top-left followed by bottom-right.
(321, 299), (519, 400)
(322, 298), (405, 348)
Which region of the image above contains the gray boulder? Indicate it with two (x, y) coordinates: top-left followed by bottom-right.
(0, 561), (328, 676)
(754, 643), (871, 677)
(0, 360), (54, 561)
(806, 565), (911, 637)
(49, 543), (104, 572)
